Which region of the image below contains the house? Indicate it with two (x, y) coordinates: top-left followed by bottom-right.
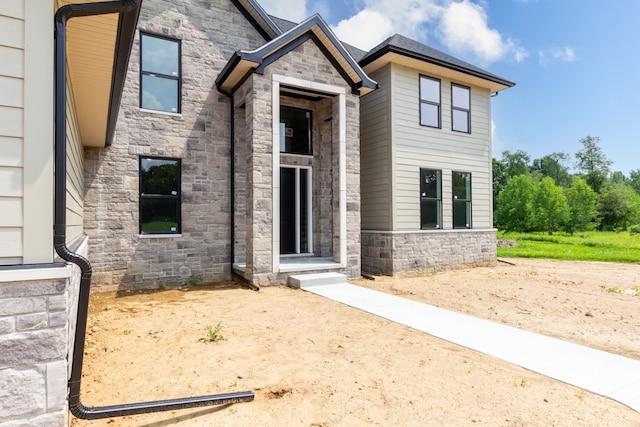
(355, 35), (515, 276)
(0, 0), (512, 424)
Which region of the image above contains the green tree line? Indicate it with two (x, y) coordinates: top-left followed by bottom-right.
(493, 136), (640, 234)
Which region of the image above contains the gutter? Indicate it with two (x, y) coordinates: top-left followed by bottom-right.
(54, 1), (254, 419)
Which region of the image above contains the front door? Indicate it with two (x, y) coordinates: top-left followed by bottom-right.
(280, 166), (311, 254)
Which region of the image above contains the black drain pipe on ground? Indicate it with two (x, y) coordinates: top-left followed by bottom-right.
(54, 1), (254, 419)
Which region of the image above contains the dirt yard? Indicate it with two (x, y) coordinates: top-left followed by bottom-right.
(71, 258), (640, 426)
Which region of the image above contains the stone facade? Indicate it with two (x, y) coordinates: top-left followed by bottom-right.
(84, 1), (363, 291)
(0, 259), (81, 427)
(84, 0), (268, 292)
(361, 230), (497, 276)
(232, 38), (362, 285)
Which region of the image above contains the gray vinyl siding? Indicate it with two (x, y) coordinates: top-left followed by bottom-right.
(360, 64), (392, 230)
(0, 3), (25, 264)
(391, 64), (493, 230)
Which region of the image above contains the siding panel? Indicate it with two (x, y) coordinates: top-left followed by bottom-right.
(0, 46), (24, 78)
(0, 167), (22, 197)
(0, 228), (22, 258)
(0, 137), (23, 166)
(0, 75), (23, 107)
(360, 65), (392, 230)
(65, 77), (84, 243)
(0, 197), (22, 226)
(0, 106), (23, 137)
(392, 64), (493, 230)
(0, 15), (24, 49)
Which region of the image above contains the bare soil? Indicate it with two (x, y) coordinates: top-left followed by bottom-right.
(72, 258), (640, 426)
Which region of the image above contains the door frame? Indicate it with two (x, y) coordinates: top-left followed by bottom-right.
(280, 165), (313, 255)
(271, 74), (347, 272)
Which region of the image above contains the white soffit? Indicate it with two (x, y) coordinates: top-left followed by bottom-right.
(58, 0), (119, 147)
(363, 52), (510, 93)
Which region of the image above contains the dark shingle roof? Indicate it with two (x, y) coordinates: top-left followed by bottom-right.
(361, 34), (515, 88)
(266, 15), (514, 89)
(269, 14), (369, 63)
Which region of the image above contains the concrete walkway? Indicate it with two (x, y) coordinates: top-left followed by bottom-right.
(300, 281), (640, 413)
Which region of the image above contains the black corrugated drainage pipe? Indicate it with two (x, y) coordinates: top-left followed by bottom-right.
(223, 90), (259, 291)
(54, 1), (254, 420)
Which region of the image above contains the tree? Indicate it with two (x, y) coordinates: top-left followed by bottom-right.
(574, 136), (612, 193)
(501, 150), (531, 179)
(531, 177), (569, 235)
(564, 177), (598, 235)
(495, 175), (536, 232)
(531, 152), (571, 187)
(598, 184), (640, 230)
(492, 157), (508, 212)
(610, 171), (627, 185)
(629, 169), (640, 195)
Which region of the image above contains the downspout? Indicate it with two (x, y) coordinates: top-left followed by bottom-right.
(223, 89), (259, 291)
(54, 1), (253, 419)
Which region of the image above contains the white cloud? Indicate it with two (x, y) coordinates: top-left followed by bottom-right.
(260, 0), (527, 66)
(332, 10), (395, 50)
(538, 47), (576, 65)
(333, 0), (442, 50)
(438, 0), (528, 65)
(258, 0), (308, 23)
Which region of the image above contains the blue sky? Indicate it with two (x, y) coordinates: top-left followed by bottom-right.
(259, 0), (639, 175)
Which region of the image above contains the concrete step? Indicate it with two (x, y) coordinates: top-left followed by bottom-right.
(287, 272), (348, 289)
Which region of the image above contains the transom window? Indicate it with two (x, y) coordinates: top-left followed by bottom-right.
(139, 157), (181, 234)
(140, 33), (181, 113)
(280, 106), (312, 155)
(453, 171), (472, 229)
(419, 75), (441, 128)
(420, 168), (442, 229)
(451, 84), (470, 133)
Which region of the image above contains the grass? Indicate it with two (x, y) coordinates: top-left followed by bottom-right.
(497, 231), (640, 263)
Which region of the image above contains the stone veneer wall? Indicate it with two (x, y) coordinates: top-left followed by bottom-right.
(361, 230), (496, 276)
(83, 0), (267, 292)
(0, 250), (82, 426)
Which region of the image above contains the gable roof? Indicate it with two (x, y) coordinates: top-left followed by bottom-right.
(360, 34), (515, 92)
(216, 14), (378, 96)
(230, 0), (282, 40)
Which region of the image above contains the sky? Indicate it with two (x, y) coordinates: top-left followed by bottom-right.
(258, 0), (639, 175)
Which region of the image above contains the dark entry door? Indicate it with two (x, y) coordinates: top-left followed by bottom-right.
(280, 167), (296, 254)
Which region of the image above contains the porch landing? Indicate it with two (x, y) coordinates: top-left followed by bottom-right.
(232, 257), (343, 274)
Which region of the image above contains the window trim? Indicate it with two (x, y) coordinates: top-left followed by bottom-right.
(139, 32), (182, 114)
(419, 75), (441, 128)
(451, 83), (471, 133)
(419, 168), (442, 230)
(452, 171), (472, 229)
(139, 156), (182, 235)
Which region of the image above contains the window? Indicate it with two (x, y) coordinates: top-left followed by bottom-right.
(451, 84), (470, 133)
(140, 157), (181, 234)
(280, 106), (312, 155)
(140, 33), (181, 113)
(419, 76), (440, 128)
(420, 168), (442, 229)
(453, 172), (471, 229)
